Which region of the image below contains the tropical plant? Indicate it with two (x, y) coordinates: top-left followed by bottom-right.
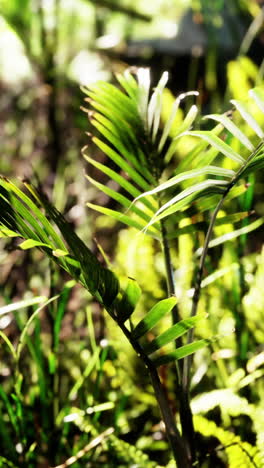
(1, 69), (264, 467)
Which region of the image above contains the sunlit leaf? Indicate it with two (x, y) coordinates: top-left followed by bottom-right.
(144, 314), (206, 355)
(186, 131), (245, 164)
(204, 113), (254, 151)
(153, 339), (211, 366)
(132, 297), (177, 339)
(231, 99), (264, 138)
(249, 87), (264, 113)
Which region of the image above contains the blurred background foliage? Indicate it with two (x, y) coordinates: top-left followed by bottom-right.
(0, 0), (264, 467)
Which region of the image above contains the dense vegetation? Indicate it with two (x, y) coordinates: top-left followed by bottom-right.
(0, 1), (264, 467)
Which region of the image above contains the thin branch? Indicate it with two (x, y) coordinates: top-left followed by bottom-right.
(160, 207), (196, 463)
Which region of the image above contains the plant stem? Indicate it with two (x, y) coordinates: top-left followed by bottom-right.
(159, 218), (197, 464)
(116, 319), (191, 468)
(159, 219), (180, 323)
(182, 196), (225, 393)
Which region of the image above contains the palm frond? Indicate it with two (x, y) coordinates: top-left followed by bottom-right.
(83, 68), (198, 237)
(85, 68), (264, 248)
(135, 85), (264, 233)
(0, 177), (119, 308)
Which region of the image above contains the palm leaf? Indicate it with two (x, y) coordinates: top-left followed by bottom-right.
(143, 313), (206, 355)
(83, 69), (199, 237)
(132, 297), (177, 340)
(142, 86), (264, 230)
(85, 67), (264, 252)
(0, 178), (119, 308)
(153, 339), (211, 367)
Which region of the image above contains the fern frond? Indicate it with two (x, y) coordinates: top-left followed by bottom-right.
(194, 415), (261, 468)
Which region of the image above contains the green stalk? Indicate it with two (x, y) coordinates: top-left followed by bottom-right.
(116, 318), (192, 468)
(159, 217), (197, 464)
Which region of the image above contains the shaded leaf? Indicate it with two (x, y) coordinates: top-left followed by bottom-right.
(116, 278), (142, 322)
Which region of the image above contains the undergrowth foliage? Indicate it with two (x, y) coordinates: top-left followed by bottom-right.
(0, 69), (264, 467)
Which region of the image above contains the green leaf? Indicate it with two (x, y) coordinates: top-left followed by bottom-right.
(116, 71), (138, 100)
(132, 166), (234, 204)
(144, 314), (206, 355)
(0, 456), (19, 468)
(240, 148), (264, 178)
(52, 249), (69, 257)
(145, 180), (228, 228)
(197, 184), (248, 212)
(249, 87), (264, 113)
(87, 202), (160, 238)
(6, 178), (67, 250)
(16, 295), (59, 360)
(88, 84), (140, 126)
(148, 71), (168, 139)
(0, 384), (20, 436)
(175, 124), (223, 174)
(19, 239), (52, 250)
(186, 131), (245, 164)
(195, 217), (264, 256)
(132, 297), (177, 340)
(231, 99), (264, 138)
(0, 226), (19, 238)
(164, 105), (198, 163)
(91, 135), (151, 192)
(150, 185), (225, 226)
(153, 339), (211, 366)
(204, 113), (254, 151)
(116, 278), (142, 322)
(84, 154), (157, 213)
(167, 211), (253, 240)
(0, 178), (119, 308)
(159, 91), (198, 153)
(86, 175), (157, 227)
(91, 112), (153, 182)
(207, 217), (264, 249)
(54, 280), (76, 352)
(0, 331), (16, 359)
